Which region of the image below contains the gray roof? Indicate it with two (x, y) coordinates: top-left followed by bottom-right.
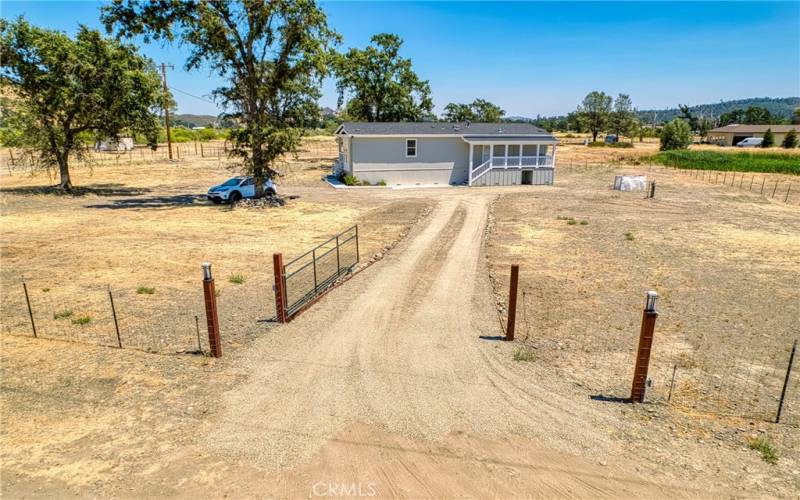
(337, 122), (554, 138)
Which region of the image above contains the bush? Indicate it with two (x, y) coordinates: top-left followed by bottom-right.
(660, 119), (692, 150)
(587, 141), (605, 148)
(360, 179), (371, 186)
(749, 436), (779, 464)
(624, 231), (635, 241)
(377, 180), (387, 186)
(513, 348), (536, 362)
(228, 273), (245, 284)
(342, 174), (358, 186)
(72, 315), (91, 325)
(136, 286), (155, 295)
(761, 128), (775, 148)
(54, 309), (73, 319)
(607, 142), (633, 148)
(781, 129), (798, 149)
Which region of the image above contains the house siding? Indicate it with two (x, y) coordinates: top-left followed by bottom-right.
(351, 137), (469, 185)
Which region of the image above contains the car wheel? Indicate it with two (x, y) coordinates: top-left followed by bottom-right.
(266, 187), (277, 196)
(228, 191), (242, 204)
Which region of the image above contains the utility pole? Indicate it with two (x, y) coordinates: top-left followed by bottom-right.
(160, 63), (174, 161)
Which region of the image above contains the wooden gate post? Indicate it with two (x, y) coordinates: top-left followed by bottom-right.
(631, 291), (658, 403)
(506, 265), (519, 341)
(273, 253), (288, 323)
(201, 263), (222, 357)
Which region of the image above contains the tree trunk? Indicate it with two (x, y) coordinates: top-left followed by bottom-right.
(252, 145), (265, 199)
(57, 151), (73, 191)
(592, 130), (598, 142)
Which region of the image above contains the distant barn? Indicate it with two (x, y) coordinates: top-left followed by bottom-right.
(707, 124), (800, 146)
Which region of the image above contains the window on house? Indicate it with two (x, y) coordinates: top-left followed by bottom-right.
(406, 139), (417, 157)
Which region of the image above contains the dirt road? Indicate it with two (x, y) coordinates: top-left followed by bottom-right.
(207, 192), (712, 498)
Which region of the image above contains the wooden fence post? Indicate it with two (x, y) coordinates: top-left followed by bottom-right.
(506, 265), (519, 341)
(201, 263), (222, 357)
(631, 291), (658, 403)
(273, 253), (288, 323)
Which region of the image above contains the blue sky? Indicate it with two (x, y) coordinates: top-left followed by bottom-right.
(4, 1), (799, 117)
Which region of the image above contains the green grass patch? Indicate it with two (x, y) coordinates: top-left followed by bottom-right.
(648, 150), (800, 174)
(136, 286), (155, 295)
(53, 309), (73, 320)
(624, 231), (635, 241)
(748, 436), (779, 464)
(228, 273), (245, 285)
(566, 218), (577, 225)
(513, 348), (536, 362)
(71, 315), (91, 325)
(580, 220), (589, 225)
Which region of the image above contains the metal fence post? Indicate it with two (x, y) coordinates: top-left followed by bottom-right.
(335, 235), (341, 275)
(108, 286), (122, 348)
(355, 225), (360, 262)
(273, 253), (288, 323)
(776, 339), (797, 424)
(201, 263), (222, 357)
(312, 248), (318, 292)
(506, 265), (519, 341)
(772, 181), (779, 198)
(22, 281), (37, 338)
(785, 184), (791, 203)
(631, 291), (659, 403)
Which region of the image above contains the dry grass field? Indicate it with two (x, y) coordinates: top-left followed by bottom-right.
(2, 136), (800, 497)
(486, 164), (800, 483)
(0, 138), (430, 352)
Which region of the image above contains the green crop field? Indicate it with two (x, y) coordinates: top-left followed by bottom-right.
(648, 150), (800, 175)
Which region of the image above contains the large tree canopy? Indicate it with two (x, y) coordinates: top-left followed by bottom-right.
(576, 91), (612, 142)
(442, 98), (505, 122)
(102, 0), (339, 197)
(0, 18), (162, 190)
(335, 33), (432, 122)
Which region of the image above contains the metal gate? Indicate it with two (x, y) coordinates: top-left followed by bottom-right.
(280, 225), (359, 318)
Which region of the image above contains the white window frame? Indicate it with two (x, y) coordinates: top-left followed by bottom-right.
(405, 138), (417, 158)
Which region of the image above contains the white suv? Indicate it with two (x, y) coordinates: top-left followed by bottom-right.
(207, 176), (277, 204)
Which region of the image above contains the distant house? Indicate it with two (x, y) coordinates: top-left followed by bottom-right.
(707, 124), (800, 147)
(334, 122), (557, 186)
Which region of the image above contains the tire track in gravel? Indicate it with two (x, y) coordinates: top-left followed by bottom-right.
(208, 191), (713, 498)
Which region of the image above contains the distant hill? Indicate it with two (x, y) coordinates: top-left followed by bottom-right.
(172, 113), (219, 128)
(636, 97), (799, 124)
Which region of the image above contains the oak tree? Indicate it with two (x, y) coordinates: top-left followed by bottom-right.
(577, 91), (612, 142)
(0, 19), (162, 190)
(335, 33), (432, 122)
(103, 0), (339, 197)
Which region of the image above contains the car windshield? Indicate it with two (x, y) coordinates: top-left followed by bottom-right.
(221, 178), (242, 187)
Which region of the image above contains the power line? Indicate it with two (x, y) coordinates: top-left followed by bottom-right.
(169, 86), (216, 105)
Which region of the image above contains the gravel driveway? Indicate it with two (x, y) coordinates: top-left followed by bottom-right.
(208, 191), (714, 497)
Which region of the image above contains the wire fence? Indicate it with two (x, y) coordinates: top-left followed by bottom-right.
(1, 275), (273, 355)
(647, 337), (799, 426)
(2, 137), (339, 174)
(557, 158), (799, 205)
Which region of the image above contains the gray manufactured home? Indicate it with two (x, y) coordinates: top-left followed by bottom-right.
(334, 122), (557, 186)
